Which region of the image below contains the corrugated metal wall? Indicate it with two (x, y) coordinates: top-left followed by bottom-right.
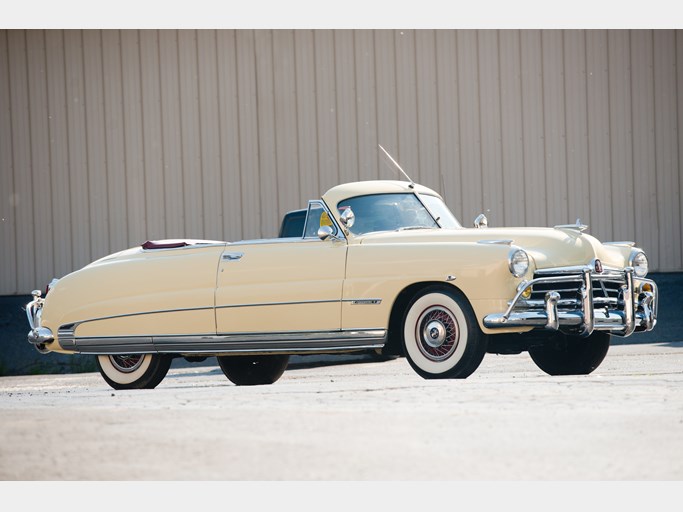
(1, 29), (682, 294)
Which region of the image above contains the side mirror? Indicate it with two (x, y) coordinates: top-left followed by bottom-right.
(340, 207), (355, 228)
(318, 225), (335, 241)
(473, 213), (488, 229)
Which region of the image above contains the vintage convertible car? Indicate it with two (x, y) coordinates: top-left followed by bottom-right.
(25, 179), (658, 389)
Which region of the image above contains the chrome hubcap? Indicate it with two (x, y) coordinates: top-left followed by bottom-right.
(416, 306), (459, 361)
(423, 320), (447, 347)
(109, 354), (145, 373)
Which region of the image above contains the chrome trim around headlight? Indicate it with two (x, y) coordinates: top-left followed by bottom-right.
(508, 248), (529, 278)
(629, 249), (648, 278)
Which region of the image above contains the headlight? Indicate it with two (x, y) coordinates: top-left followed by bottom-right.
(630, 250), (649, 278)
(509, 249), (529, 277)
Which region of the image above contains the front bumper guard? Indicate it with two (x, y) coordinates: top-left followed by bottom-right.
(25, 290), (54, 353)
(483, 267), (657, 337)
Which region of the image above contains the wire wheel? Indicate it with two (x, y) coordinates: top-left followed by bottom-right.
(108, 354), (145, 373)
(416, 306), (460, 361)
(402, 286), (487, 379)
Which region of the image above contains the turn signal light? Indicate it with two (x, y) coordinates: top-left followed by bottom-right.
(641, 283), (653, 293)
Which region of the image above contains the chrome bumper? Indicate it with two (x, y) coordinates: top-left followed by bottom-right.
(25, 290), (54, 353)
(483, 267), (657, 337)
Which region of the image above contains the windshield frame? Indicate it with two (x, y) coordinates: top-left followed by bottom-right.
(415, 192), (462, 229)
(334, 191), (460, 236)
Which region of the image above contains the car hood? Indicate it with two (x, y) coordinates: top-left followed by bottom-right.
(357, 227), (629, 270)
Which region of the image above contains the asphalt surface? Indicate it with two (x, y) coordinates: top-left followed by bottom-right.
(1, 341), (682, 481)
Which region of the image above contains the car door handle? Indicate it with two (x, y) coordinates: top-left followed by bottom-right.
(222, 252), (243, 261)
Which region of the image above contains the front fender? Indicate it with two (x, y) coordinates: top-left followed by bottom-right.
(342, 242), (530, 332)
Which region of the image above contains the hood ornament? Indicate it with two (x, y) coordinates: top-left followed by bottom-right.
(554, 218), (588, 233)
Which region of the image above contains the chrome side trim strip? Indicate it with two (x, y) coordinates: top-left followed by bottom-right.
(216, 299), (339, 310)
(73, 337), (156, 354)
(57, 305), (215, 333)
(477, 239), (513, 246)
(216, 298), (384, 309)
(64, 329), (387, 355)
(229, 238), (324, 246)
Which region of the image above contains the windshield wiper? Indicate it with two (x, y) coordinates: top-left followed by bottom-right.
(396, 226), (434, 231)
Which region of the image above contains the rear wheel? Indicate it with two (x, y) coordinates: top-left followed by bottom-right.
(528, 332), (610, 376)
(96, 354), (172, 390)
(217, 354), (290, 385)
(402, 286), (487, 379)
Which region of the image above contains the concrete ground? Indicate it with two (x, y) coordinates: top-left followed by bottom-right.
(1, 341), (682, 481)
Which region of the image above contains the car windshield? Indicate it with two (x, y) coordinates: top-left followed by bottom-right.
(337, 193), (459, 235)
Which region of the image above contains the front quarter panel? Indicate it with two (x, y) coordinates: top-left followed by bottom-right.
(343, 241), (529, 333)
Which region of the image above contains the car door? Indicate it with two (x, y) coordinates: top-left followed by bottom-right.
(215, 201), (347, 335)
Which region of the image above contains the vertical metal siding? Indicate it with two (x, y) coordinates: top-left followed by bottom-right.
(630, 31), (659, 270)
(1, 29), (682, 294)
(0, 31), (17, 293)
(607, 30), (635, 243)
(434, 30), (461, 219)
(354, 30), (378, 182)
(586, 30), (613, 244)
(678, 32), (683, 267)
(140, 30), (168, 242)
(498, 30), (525, 228)
(563, 30), (591, 234)
(216, 30), (244, 241)
(293, 30), (319, 206)
(313, 30), (338, 195)
(541, 30), (568, 228)
(373, 30), (399, 184)
(653, 30), (681, 272)
(415, 30), (440, 195)
(457, 30), (483, 224)
(520, 30), (547, 228)
(478, 30), (504, 225)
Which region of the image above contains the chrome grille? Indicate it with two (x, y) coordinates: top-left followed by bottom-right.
(529, 271), (626, 311)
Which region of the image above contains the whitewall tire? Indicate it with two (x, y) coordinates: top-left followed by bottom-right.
(96, 354), (172, 390)
(402, 286), (487, 379)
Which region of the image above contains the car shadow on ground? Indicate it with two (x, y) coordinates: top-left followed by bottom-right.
(168, 353), (397, 378)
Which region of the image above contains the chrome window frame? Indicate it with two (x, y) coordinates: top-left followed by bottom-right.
(414, 192), (462, 229)
(302, 199), (345, 240)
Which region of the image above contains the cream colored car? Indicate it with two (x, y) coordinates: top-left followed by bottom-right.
(25, 179), (658, 389)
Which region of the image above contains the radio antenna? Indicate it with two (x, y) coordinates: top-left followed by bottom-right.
(378, 144), (415, 188)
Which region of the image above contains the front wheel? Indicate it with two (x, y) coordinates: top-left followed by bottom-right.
(217, 354), (289, 385)
(96, 354), (172, 390)
(402, 286), (487, 379)
(528, 332), (610, 376)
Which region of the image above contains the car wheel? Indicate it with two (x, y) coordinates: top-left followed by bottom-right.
(402, 286), (487, 379)
(217, 354), (290, 385)
(528, 332), (610, 376)
(96, 354), (172, 390)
